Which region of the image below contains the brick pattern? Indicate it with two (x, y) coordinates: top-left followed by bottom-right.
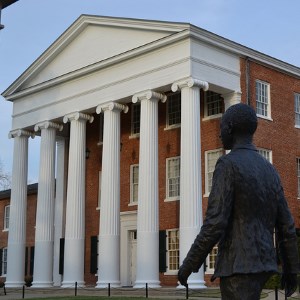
(0, 59), (299, 286)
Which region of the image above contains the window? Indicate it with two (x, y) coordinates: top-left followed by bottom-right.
(205, 245), (218, 274)
(295, 93), (300, 127)
(166, 93), (181, 128)
(4, 205), (10, 230)
(130, 165), (139, 205)
(205, 149), (223, 195)
(166, 229), (179, 273)
(1, 247), (7, 276)
(256, 80), (271, 119)
(131, 103), (140, 136)
(204, 91), (223, 118)
(166, 157), (180, 200)
(258, 148), (272, 163)
(297, 158), (300, 199)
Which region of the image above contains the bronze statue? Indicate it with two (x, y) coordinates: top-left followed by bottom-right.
(178, 103), (299, 299)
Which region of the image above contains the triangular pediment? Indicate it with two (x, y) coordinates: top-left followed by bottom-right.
(4, 15), (189, 97)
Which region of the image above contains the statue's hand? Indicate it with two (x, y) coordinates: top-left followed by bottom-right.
(281, 273), (298, 297)
(178, 264), (192, 287)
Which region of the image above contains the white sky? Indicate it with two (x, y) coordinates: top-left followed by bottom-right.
(1, 0), (300, 183)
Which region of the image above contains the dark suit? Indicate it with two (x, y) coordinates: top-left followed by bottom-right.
(182, 144), (298, 283)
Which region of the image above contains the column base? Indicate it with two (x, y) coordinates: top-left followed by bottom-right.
(31, 281), (53, 288)
(61, 281), (85, 288)
(134, 280), (161, 289)
(4, 281), (25, 288)
(177, 280), (207, 289)
(96, 280), (121, 288)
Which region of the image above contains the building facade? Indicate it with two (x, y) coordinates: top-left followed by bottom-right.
(1, 15), (300, 288)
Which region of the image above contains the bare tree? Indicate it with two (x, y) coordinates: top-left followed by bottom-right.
(0, 158), (11, 191)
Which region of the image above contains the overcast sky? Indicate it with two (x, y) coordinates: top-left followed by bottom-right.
(0, 0), (300, 184)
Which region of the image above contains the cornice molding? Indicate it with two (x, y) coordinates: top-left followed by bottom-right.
(96, 102), (129, 114)
(34, 121), (63, 132)
(8, 129), (35, 139)
(63, 112), (94, 124)
(132, 90), (167, 104)
(171, 77), (209, 92)
(3, 15), (300, 101)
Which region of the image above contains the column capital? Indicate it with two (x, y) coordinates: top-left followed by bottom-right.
(8, 129), (35, 139)
(171, 77), (209, 92)
(132, 90), (167, 104)
(222, 91), (242, 111)
(63, 112), (94, 124)
(96, 102), (129, 114)
(34, 121), (63, 132)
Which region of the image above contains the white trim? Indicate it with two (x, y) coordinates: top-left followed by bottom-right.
(255, 80), (272, 120)
(3, 205), (10, 231)
(166, 156), (180, 201)
(202, 114), (222, 122)
(203, 91), (224, 118)
(257, 148), (273, 164)
(130, 164), (139, 205)
(204, 149), (223, 196)
(295, 93), (300, 127)
(165, 92), (181, 129)
(165, 229), (179, 274)
(205, 245), (218, 274)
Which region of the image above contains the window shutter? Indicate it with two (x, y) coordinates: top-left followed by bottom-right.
(59, 238), (65, 275)
(0, 248), (3, 276)
(159, 230), (167, 273)
(29, 247), (35, 276)
(25, 247), (28, 276)
(90, 236), (98, 274)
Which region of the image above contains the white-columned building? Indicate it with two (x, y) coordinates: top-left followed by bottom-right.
(2, 15), (300, 288)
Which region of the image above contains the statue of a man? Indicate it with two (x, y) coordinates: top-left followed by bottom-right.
(178, 103), (299, 299)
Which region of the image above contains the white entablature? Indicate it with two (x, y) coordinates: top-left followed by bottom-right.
(2, 15), (245, 132)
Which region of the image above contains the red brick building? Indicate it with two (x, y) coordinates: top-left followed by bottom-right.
(1, 15), (300, 288)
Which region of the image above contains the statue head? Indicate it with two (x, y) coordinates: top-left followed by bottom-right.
(220, 103), (257, 150)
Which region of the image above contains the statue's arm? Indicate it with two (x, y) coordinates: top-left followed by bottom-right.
(181, 157), (235, 273)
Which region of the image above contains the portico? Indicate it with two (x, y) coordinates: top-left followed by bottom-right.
(2, 15), (241, 288)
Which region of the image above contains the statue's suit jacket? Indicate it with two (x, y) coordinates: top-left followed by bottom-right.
(183, 143), (299, 278)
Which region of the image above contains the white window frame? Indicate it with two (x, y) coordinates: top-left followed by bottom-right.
(258, 148), (273, 163)
(203, 91), (223, 120)
(3, 205), (10, 231)
(255, 80), (272, 120)
(297, 158), (300, 199)
(205, 245), (218, 274)
(130, 102), (140, 138)
(1, 247), (7, 276)
(204, 149), (223, 196)
(295, 93), (300, 128)
(129, 164), (139, 206)
(165, 93), (181, 130)
(165, 156), (180, 202)
(96, 171), (102, 210)
(165, 229), (179, 275)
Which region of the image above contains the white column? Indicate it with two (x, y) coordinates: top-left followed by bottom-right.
(222, 91), (242, 111)
(32, 121), (63, 288)
(133, 90), (166, 288)
(53, 137), (68, 286)
(6, 129), (34, 287)
(61, 112), (94, 287)
(172, 77), (209, 289)
(95, 102), (128, 288)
